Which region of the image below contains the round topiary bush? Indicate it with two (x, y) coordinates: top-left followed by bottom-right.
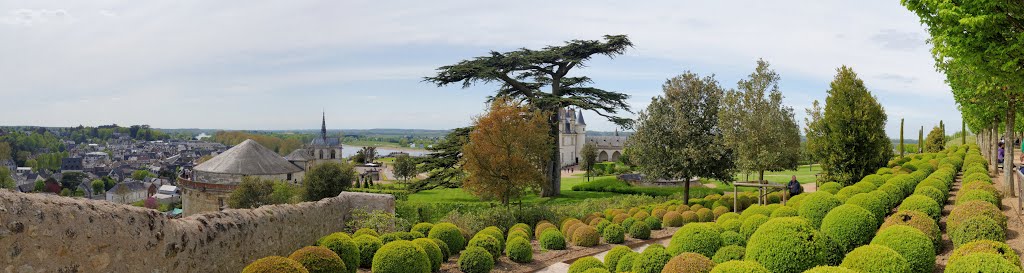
(945, 253), (1021, 273)
(644, 216), (662, 230)
(745, 217), (836, 273)
(949, 240), (1021, 268)
(839, 245), (909, 273)
(573, 225), (600, 247)
(631, 246), (673, 273)
(667, 222), (722, 257)
(962, 180), (1000, 199)
(963, 172), (993, 184)
(881, 209), (941, 249)
(871, 225), (934, 273)
(354, 228), (378, 238)
(697, 208), (714, 222)
(741, 205), (772, 219)
(505, 236), (532, 263)
(352, 235), (382, 268)
(797, 192), (842, 228)
(568, 257), (606, 273)
(540, 228), (566, 250)
(563, 218), (584, 232)
(316, 232), (359, 273)
(710, 245), (744, 264)
(536, 222), (557, 239)
(802, 266), (859, 273)
(739, 215), (769, 239)
(603, 223), (625, 244)
(612, 213), (629, 224)
(408, 239), (442, 272)
(819, 182), (843, 194)
(428, 223), (467, 253)
(652, 208), (668, 219)
(411, 222), (433, 236)
(661, 252), (715, 273)
(633, 211), (651, 221)
(289, 246), (346, 273)
(603, 245), (632, 271)
(614, 252), (638, 273)
(629, 220), (651, 239)
(719, 230), (745, 246)
(458, 246), (494, 273)
(719, 219), (741, 232)
(913, 186), (946, 206)
(432, 238), (450, 261)
(898, 194), (941, 221)
(845, 193), (886, 221)
(713, 206), (730, 219)
(372, 240), (431, 273)
(479, 226), (505, 247)
(621, 217), (637, 231)
(770, 206), (798, 218)
(510, 223), (532, 237)
(950, 216), (1006, 248)
(596, 219), (612, 234)
(663, 211), (684, 227)
(956, 189), (1000, 207)
(717, 212), (740, 223)
(853, 181), (877, 191)
(819, 204), (879, 252)
(709, 260), (770, 273)
(242, 256), (309, 273)
(949, 200), (1006, 232)
(917, 178), (949, 194)
(681, 211), (699, 223)
(508, 229), (530, 242)
(870, 189), (897, 211)
(468, 234), (501, 259)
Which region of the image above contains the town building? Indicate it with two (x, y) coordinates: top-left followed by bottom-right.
(285, 113), (344, 178)
(557, 108), (628, 167)
(178, 139), (303, 216)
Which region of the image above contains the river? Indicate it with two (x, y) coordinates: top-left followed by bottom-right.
(340, 144), (430, 158)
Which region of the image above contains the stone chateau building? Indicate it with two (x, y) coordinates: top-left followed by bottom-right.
(179, 114), (345, 216)
(558, 108), (627, 167)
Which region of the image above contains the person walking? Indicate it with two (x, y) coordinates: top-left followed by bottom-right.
(787, 175), (803, 197)
(998, 142), (1005, 164)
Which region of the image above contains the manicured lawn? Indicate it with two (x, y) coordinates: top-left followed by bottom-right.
(406, 175), (617, 205)
(704, 164), (821, 190)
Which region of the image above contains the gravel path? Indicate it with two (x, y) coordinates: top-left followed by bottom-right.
(993, 169), (1024, 267)
(933, 173), (961, 272)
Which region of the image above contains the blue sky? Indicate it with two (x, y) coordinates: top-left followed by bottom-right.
(0, 1), (962, 138)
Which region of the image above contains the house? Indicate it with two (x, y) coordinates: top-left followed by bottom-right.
(154, 184), (180, 205)
(106, 181), (148, 204)
(60, 157), (84, 173)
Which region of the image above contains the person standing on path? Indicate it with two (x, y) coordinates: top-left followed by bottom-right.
(787, 175), (803, 197)
(999, 142), (1005, 164)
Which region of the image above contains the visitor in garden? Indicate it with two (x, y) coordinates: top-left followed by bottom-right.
(787, 175), (802, 196)
(998, 142), (1005, 164)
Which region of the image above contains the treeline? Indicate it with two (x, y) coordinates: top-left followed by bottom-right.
(64, 124), (178, 143)
(211, 131), (305, 155)
(0, 130), (66, 167)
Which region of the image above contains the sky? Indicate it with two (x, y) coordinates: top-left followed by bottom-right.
(0, 1), (963, 138)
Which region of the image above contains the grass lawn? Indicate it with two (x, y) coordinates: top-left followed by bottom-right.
(704, 164), (821, 190)
(406, 174), (618, 205)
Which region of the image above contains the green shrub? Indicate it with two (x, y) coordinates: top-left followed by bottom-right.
(845, 193), (885, 221)
(663, 211), (684, 227)
(287, 246), (344, 273)
(316, 232), (359, 273)
(711, 245), (744, 264)
(963, 172), (992, 184)
(540, 228), (566, 250)
(719, 230), (745, 246)
(352, 235), (382, 268)
(957, 189), (1000, 207)
(399, 241), (438, 270)
(568, 257), (606, 273)
(820, 204), (878, 252)
(949, 200), (1006, 232)
(944, 253), (1021, 273)
(573, 225), (600, 247)
(603, 223), (625, 244)
(718, 219), (741, 232)
(615, 252), (639, 273)
(709, 261), (770, 273)
(696, 208), (714, 222)
(505, 236), (532, 263)
(242, 256), (309, 273)
(604, 245), (633, 271)
(898, 194), (941, 221)
(457, 246), (494, 273)
(596, 219), (612, 234)
(836, 185), (867, 198)
(881, 209), (941, 249)
(371, 240), (431, 273)
(631, 246), (673, 273)
(510, 223), (532, 237)
(644, 216), (663, 230)
(411, 222), (434, 236)
(745, 217), (837, 273)
(819, 182), (842, 194)
(913, 186), (946, 206)
(480, 226), (505, 242)
(797, 192), (842, 228)
(431, 238), (449, 261)
(354, 228), (378, 238)
(629, 220), (651, 239)
(713, 206), (731, 219)
(739, 215), (769, 239)
(916, 178), (949, 194)
(950, 216), (1006, 247)
(667, 223), (722, 257)
(871, 225), (934, 273)
(428, 223), (466, 253)
(508, 229), (530, 242)
(802, 266), (858, 273)
(622, 217), (637, 231)
(717, 212), (740, 223)
(770, 206), (798, 218)
(468, 234), (501, 259)
(839, 245), (909, 273)
(681, 211), (699, 223)
(853, 181), (877, 191)
(661, 252), (715, 273)
(741, 205), (772, 219)
(949, 240), (1021, 268)
(963, 180), (1000, 199)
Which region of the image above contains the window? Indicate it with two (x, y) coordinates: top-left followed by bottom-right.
(331, 149), (336, 159)
(287, 173), (292, 181)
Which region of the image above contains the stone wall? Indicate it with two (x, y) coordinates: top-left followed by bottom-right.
(0, 190), (394, 273)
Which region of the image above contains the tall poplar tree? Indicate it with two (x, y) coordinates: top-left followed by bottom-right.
(806, 66), (892, 185)
(626, 72), (735, 203)
(900, 118), (905, 158)
(720, 59), (801, 182)
(426, 35), (633, 197)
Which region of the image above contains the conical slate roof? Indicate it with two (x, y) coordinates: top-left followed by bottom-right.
(194, 139), (302, 175)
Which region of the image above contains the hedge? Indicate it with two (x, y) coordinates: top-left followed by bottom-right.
(316, 232), (360, 273)
(913, 186), (946, 206)
(354, 228), (378, 238)
(631, 246), (673, 273)
(880, 210), (941, 249)
(897, 194), (941, 221)
(568, 257), (606, 273)
(739, 215), (769, 240)
(411, 223), (434, 236)
(845, 192), (886, 221)
(956, 189), (1000, 207)
(720, 230), (745, 247)
(615, 252), (639, 273)
(819, 182), (842, 194)
(949, 240), (1021, 268)
(604, 245), (633, 272)
(540, 228), (566, 250)
(950, 216), (1006, 248)
(710, 245), (745, 264)
(871, 225), (934, 273)
(457, 246), (494, 273)
(603, 223), (626, 244)
(661, 252), (715, 273)
(719, 219), (741, 232)
(242, 256), (309, 273)
(573, 225), (600, 247)
(371, 241), (431, 273)
(667, 223), (722, 257)
(709, 260), (771, 273)
(769, 206), (798, 218)
(505, 237), (532, 263)
(839, 245), (909, 273)
(944, 253), (1021, 273)
(948, 200), (1006, 233)
(629, 220), (651, 239)
(819, 204), (879, 252)
(428, 223), (467, 253)
(797, 192), (842, 228)
(352, 235), (382, 268)
(468, 234), (502, 259)
(745, 217), (838, 273)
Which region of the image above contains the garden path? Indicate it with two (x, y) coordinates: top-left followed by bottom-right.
(933, 172), (962, 272)
(992, 163), (1024, 267)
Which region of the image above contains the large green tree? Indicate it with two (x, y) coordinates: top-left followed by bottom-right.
(580, 142), (598, 182)
(410, 127), (472, 191)
(719, 59), (801, 182)
(426, 35), (634, 197)
(902, 0), (1024, 192)
(925, 126), (945, 152)
(806, 66), (892, 185)
(393, 154), (417, 182)
(228, 176), (275, 209)
(625, 72), (735, 203)
(303, 161), (355, 201)
(0, 168), (13, 189)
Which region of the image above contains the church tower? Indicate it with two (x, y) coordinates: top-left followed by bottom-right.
(308, 112), (343, 164)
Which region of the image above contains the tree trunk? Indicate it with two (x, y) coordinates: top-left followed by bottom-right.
(1006, 102), (1017, 197)
(683, 177), (691, 205)
(759, 170), (765, 205)
(542, 114), (561, 197)
(991, 124), (999, 175)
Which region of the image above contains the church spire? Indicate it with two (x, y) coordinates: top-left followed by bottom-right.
(321, 112), (328, 141)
